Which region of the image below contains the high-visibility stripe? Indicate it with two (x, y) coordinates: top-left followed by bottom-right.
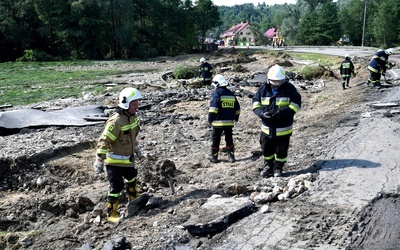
(106, 131), (117, 141)
(373, 55), (386, 61)
(289, 102), (300, 113)
(121, 118), (139, 131)
(342, 62), (351, 69)
(108, 192), (120, 198)
(220, 96), (235, 101)
(261, 125), (292, 136)
(276, 97), (290, 106)
(252, 101), (261, 109)
(106, 158), (132, 164)
(106, 153), (132, 165)
(126, 177), (137, 183)
(212, 120), (235, 126)
(209, 107), (219, 113)
(96, 148), (107, 155)
(275, 156), (287, 162)
(264, 155), (275, 160)
(261, 97), (270, 105)
(367, 65), (379, 73)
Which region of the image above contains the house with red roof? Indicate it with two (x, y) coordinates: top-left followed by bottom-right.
(220, 21), (255, 46)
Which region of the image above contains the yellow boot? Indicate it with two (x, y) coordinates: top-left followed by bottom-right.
(126, 178), (140, 202)
(107, 198), (120, 223)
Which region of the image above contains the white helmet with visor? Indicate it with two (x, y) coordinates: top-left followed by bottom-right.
(212, 74), (229, 88)
(267, 64), (286, 86)
(118, 87), (142, 109)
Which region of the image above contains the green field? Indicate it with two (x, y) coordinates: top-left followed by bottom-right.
(0, 60), (142, 106)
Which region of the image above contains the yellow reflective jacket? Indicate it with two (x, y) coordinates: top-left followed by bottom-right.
(96, 109), (140, 167)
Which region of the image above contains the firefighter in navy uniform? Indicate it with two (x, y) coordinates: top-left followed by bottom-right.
(199, 57), (213, 86)
(340, 54), (355, 90)
(252, 65), (301, 177)
(93, 87), (143, 223)
(366, 48), (395, 88)
(208, 74), (240, 163)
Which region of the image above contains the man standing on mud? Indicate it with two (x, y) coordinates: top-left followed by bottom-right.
(208, 74), (240, 163)
(252, 65), (301, 177)
(93, 87), (143, 223)
(339, 54), (355, 90)
(199, 57), (213, 86)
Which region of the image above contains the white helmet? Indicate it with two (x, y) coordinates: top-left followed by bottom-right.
(118, 87), (142, 109)
(385, 48), (395, 55)
(212, 74), (228, 88)
(267, 64), (286, 82)
(200, 58), (206, 63)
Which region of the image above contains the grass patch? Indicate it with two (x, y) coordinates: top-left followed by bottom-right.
(0, 60), (142, 106)
(173, 65), (198, 79)
(298, 65), (326, 80)
(284, 52), (342, 67)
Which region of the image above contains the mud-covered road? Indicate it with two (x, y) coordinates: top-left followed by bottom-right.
(1, 47), (399, 250)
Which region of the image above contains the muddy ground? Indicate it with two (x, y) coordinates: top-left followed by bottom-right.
(0, 49), (399, 250)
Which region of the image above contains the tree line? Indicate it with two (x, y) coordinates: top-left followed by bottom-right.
(0, 0), (399, 62)
(216, 0), (399, 49)
(0, 0), (220, 61)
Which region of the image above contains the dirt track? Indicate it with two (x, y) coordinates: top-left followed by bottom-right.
(1, 49), (400, 250)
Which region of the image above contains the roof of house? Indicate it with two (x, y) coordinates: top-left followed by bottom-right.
(221, 21), (250, 38)
(264, 28), (276, 39)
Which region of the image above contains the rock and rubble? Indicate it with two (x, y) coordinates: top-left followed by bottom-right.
(1, 49), (400, 250)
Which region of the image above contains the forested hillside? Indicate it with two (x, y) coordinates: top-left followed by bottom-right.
(0, 0), (399, 62)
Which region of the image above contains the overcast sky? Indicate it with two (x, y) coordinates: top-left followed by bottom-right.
(212, 0), (296, 6)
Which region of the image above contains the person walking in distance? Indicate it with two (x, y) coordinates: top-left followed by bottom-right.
(208, 74), (240, 163)
(93, 87), (143, 223)
(199, 57), (213, 86)
(340, 54), (355, 90)
(366, 48), (395, 89)
(252, 65), (301, 177)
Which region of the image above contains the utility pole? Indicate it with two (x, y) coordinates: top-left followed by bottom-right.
(362, 0), (367, 47)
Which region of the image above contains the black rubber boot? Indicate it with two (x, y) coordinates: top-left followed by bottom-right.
(260, 160), (274, 177)
(210, 148), (219, 163)
(342, 82), (346, 90)
(227, 146), (236, 163)
(274, 162), (284, 177)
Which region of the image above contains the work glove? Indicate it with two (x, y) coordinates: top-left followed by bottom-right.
(134, 144), (142, 159)
(93, 155), (105, 173)
(260, 111), (274, 121)
(270, 109), (284, 121)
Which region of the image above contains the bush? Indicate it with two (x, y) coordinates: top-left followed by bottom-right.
(299, 65), (325, 80)
(16, 49), (51, 62)
(173, 65), (198, 79)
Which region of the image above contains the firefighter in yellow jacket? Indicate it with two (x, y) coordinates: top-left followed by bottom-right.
(93, 87), (143, 223)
